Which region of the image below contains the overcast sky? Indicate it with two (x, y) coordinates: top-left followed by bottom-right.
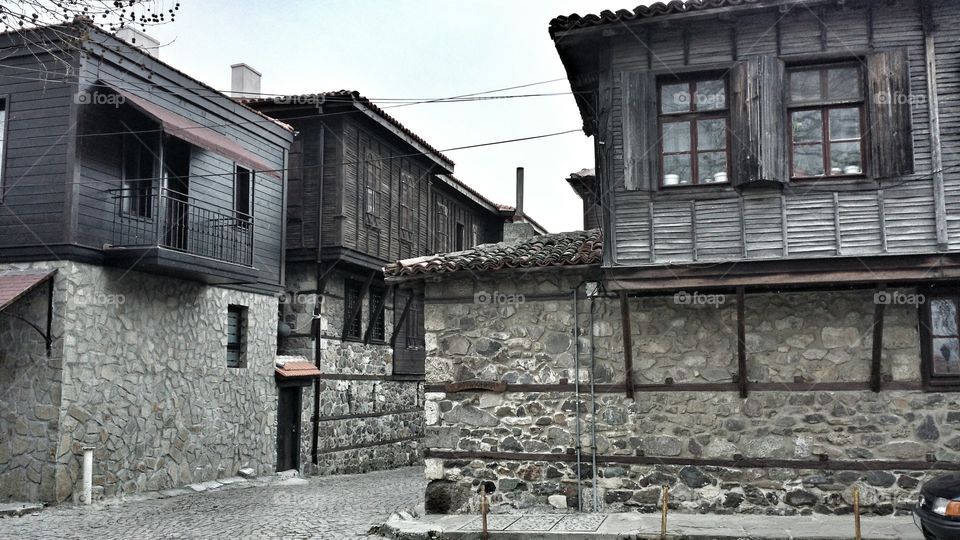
(145, 0), (615, 234)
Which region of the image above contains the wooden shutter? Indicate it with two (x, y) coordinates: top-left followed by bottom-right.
(867, 49), (914, 178)
(393, 288), (425, 376)
(730, 55), (787, 188)
(621, 71), (658, 191)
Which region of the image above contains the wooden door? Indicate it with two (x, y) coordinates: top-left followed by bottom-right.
(276, 386), (301, 471)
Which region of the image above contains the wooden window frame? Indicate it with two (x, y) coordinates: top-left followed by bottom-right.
(363, 150), (381, 227)
(233, 164), (254, 229)
(455, 222), (465, 251)
(434, 201), (449, 252)
(920, 292), (960, 391)
(369, 287), (386, 343)
(344, 279), (364, 341)
(657, 74), (731, 188)
(787, 62), (868, 181)
(120, 131), (159, 220)
(0, 96), (9, 203)
(226, 304), (247, 368)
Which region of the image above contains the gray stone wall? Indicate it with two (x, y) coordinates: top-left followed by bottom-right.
(422, 271), (957, 516)
(280, 263), (423, 476)
(0, 268), (64, 502)
(0, 261), (279, 502)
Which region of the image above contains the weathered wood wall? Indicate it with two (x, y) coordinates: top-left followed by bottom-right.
(605, 0), (956, 267)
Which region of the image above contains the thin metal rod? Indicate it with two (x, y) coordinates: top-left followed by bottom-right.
(589, 292), (599, 512)
(660, 485), (669, 539)
(853, 486), (861, 540)
(573, 287), (583, 512)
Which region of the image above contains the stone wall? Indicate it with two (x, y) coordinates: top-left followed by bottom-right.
(422, 271), (958, 516)
(0, 260), (279, 502)
(280, 263), (423, 476)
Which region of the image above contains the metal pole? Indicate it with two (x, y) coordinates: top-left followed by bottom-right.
(853, 487), (861, 540)
(82, 446), (94, 505)
(660, 485), (669, 540)
(515, 167), (524, 221)
(589, 292), (598, 512)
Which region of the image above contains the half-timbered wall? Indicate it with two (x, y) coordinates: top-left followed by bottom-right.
(604, 0), (955, 267)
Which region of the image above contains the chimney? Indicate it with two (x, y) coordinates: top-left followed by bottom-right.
(502, 167), (537, 242)
(231, 63), (262, 99)
(116, 27), (160, 58)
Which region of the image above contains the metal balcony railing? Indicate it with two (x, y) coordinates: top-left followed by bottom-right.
(110, 186), (254, 267)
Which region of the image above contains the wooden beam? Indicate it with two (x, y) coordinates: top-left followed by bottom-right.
(619, 291), (636, 399)
(390, 289), (415, 348)
(871, 285), (886, 393)
(736, 286), (748, 398)
(424, 380), (924, 394)
(923, 5), (948, 249)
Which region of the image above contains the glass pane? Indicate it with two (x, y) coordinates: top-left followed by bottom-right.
(830, 142), (862, 174)
(933, 337), (960, 375)
(793, 144), (824, 177)
(695, 79), (725, 111)
(697, 119), (726, 151)
(829, 108), (861, 140)
(790, 70), (821, 102)
(661, 83), (690, 113)
(663, 154), (692, 185)
(792, 110), (823, 143)
(698, 152), (728, 184)
(662, 122), (691, 153)
(932, 298), (958, 336)
(827, 67), (861, 100)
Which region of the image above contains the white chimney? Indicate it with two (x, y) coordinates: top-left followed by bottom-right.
(116, 27), (160, 58)
(231, 63), (262, 99)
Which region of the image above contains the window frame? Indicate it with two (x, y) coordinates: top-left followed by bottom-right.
(455, 222), (465, 251)
(369, 286), (386, 343)
(343, 279), (364, 341)
(399, 171), (415, 241)
(0, 96), (9, 203)
(920, 293), (960, 390)
(434, 201), (449, 252)
(120, 131), (159, 220)
(226, 304), (247, 368)
(656, 73), (731, 188)
(787, 62), (868, 181)
(233, 164), (254, 229)
(363, 150), (382, 226)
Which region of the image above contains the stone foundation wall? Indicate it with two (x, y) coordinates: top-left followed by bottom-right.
(422, 271), (957, 516)
(281, 263), (423, 475)
(0, 261), (279, 502)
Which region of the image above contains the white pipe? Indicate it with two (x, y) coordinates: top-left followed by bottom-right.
(82, 446), (94, 504)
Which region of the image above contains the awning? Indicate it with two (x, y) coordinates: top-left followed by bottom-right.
(105, 83), (280, 178)
(0, 271), (55, 312)
(275, 358), (321, 380)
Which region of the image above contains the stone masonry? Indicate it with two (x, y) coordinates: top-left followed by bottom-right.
(280, 262), (423, 476)
(0, 260), (278, 503)
(421, 270), (959, 516)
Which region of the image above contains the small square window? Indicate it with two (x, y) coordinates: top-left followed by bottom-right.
(226, 305), (248, 368)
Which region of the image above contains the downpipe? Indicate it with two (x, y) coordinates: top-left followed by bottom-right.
(572, 286), (583, 511)
(588, 287), (599, 512)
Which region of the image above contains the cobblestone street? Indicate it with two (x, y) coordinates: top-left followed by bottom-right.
(0, 467), (426, 540)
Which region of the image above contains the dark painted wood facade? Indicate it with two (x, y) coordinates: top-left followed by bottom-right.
(555, 0), (959, 274)
(0, 24), (292, 293)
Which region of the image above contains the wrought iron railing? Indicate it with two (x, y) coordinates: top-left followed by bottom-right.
(110, 186), (254, 267)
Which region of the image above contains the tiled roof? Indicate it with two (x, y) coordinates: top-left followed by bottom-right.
(275, 358), (321, 380)
(384, 229), (601, 278)
(241, 90), (453, 168)
(0, 271), (55, 312)
(549, 0), (763, 36)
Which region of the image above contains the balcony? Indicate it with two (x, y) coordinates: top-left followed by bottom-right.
(104, 187), (259, 284)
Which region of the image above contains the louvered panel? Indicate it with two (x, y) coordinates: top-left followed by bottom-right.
(743, 194), (784, 259)
(837, 192), (883, 255)
(786, 194), (836, 254)
(694, 198), (741, 260)
(884, 183), (938, 252)
(652, 201), (693, 262)
(614, 192), (651, 264)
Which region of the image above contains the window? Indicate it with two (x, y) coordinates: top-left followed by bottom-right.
(471, 223), (480, 247)
(369, 287), (386, 342)
(434, 201), (449, 252)
(788, 64), (865, 179)
(0, 98), (7, 198)
(344, 279), (363, 340)
(400, 172), (415, 241)
(364, 152), (381, 224)
(455, 223), (465, 251)
(226, 305), (247, 368)
(658, 76), (729, 186)
(922, 295), (960, 388)
(121, 133), (158, 218)
(234, 165), (254, 228)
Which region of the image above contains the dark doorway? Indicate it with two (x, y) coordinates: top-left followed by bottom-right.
(276, 386), (302, 471)
(162, 137), (191, 250)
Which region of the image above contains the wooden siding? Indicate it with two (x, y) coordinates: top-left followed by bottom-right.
(606, 0), (953, 267)
(0, 49), (75, 249)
